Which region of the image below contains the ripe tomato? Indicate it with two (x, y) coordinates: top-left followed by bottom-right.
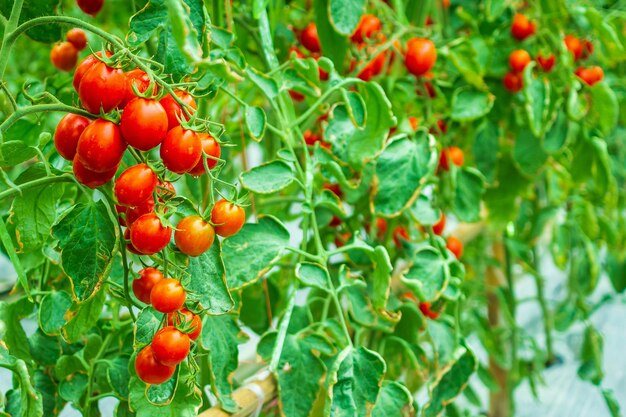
(289, 89), (305, 102)
(79, 61), (126, 113)
(159, 90), (197, 130)
(151, 326), (190, 366)
(132, 267), (164, 304)
(174, 216), (215, 257)
(536, 53), (556, 72)
(160, 126), (202, 174)
(66, 28), (87, 51)
(439, 146), (464, 172)
(404, 38), (436, 77)
(419, 302), (440, 319)
(76, 119), (126, 173)
(130, 213), (172, 255)
(564, 35), (583, 61)
(503, 71), (523, 93)
(72, 155), (117, 189)
(54, 113), (90, 160)
(357, 38), (387, 81)
(446, 236), (463, 259)
(50, 42), (78, 72)
(576, 66), (604, 86)
(77, 0), (104, 16)
(432, 212), (446, 236)
(392, 226), (409, 248)
(167, 309), (202, 341)
(299, 23), (321, 53)
(124, 228), (142, 255)
(350, 15), (382, 43)
(211, 200), (245, 237)
(323, 183), (343, 198)
(119, 69), (152, 108)
(303, 130), (322, 146)
(114, 164), (157, 207)
(73, 51), (112, 91)
(509, 49), (531, 73)
(189, 133), (221, 176)
(374, 218), (388, 240)
(408, 116), (419, 131)
(135, 345), (175, 385)
(125, 198), (155, 226)
(120, 98), (168, 151)
(511, 13), (535, 41)
(150, 278), (186, 313)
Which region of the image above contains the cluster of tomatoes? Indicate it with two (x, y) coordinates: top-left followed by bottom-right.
(50, 28), (88, 72)
(503, 13), (603, 92)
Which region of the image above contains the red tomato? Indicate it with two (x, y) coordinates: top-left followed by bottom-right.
(124, 228), (142, 255)
(78, 61), (126, 113)
(54, 113), (90, 160)
(299, 23), (321, 53)
(357, 47), (387, 81)
(576, 66), (604, 86)
(303, 130), (322, 146)
(210, 200), (245, 237)
(151, 326), (190, 366)
(564, 35), (583, 61)
(119, 69), (152, 108)
(150, 278), (186, 313)
(392, 226), (409, 248)
(73, 51), (112, 91)
(289, 90), (305, 102)
(511, 13), (536, 41)
(50, 42), (78, 72)
(189, 133), (221, 176)
(132, 267), (164, 304)
(408, 116), (419, 131)
(130, 213), (172, 255)
(159, 90), (197, 130)
(125, 198), (155, 226)
(503, 71), (523, 93)
(76, 119), (126, 173)
(77, 0), (104, 16)
(135, 345), (175, 385)
(160, 126), (202, 174)
(323, 183), (343, 198)
(120, 98), (168, 151)
(536, 53), (556, 72)
(174, 215), (215, 257)
(439, 146), (464, 172)
(509, 49), (531, 73)
(167, 309), (202, 341)
(404, 38), (437, 77)
(432, 213), (446, 236)
(446, 236), (463, 259)
(72, 155), (117, 189)
(350, 15), (382, 43)
(66, 28), (87, 51)
(419, 302), (440, 319)
(114, 164), (157, 207)
(375, 218), (388, 240)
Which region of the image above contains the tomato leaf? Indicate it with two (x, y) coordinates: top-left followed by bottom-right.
(453, 167), (485, 222)
(240, 160), (295, 194)
(0, 298), (33, 361)
(314, 0), (349, 71)
(134, 307), (162, 347)
(328, 0), (365, 35)
(0, 0), (61, 42)
(187, 240), (234, 314)
(245, 106), (267, 141)
(0, 345), (43, 417)
(0, 141), (37, 165)
(402, 245), (449, 302)
(589, 83), (618, 136)
(38, 291), (72, 336)
(450, 88), (494, 122)
(577, 325), (604, 385)
(372, 381), (415, 417)
(295, 262), (330, 290)
(62, 289), (106, 344)
(473, 121), (499, 184)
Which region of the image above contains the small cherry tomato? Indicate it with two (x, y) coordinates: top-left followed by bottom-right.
(392, 226), (409, 248)
(73, 51), (112, 91)
(446, 236), (463, 259)
(509, 49), (531, 73)
(54, 113), (91, 160)
(151, 326), (190, 366)
(174, 215), (215, 257)
(536, 53), (556, 72)
(404, 38), (436, 77)
(114, 164), (157, 207)
(189, 133), (221, 176)
(432, 212), (446, 236)
(120, 98), (168, 151)
(124, 228), (142, 255)
(132, 267), (164, 304)
(150, 278), (186, 313)
(299, 23), (321, 53)
(564, 35), (583, 61)
(130, 213), (172, 255)
(439, 146), (464, 172)
(159, 90), (196, 130)
(167, 309), (202, 341)
(119, 69), (152, 108)
(78, 61), (126, 113)
(50, 42), (78, 72)
(408, 116), (419, 131)
(210, 200), (245, 237)
(72, 155), (117, 189)
(160, 126), (202, 174)
(575, 66), (604, 86)
(503, 71), (523, 93)
(66, 28), (88, 51)
(350, 15), (382, 43)
(135, 345), (175, 385)
(511, 13), (536, 41)
(77, 0), (104, 16)
(419, 302), (440, 319)
(125, 198), (155, 226)
(357, 44), (387, 81)
(76, 119), (126, 173)
(375, 218), (388, 240)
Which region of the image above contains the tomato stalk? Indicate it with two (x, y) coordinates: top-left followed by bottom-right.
(0, 0), (24, 80)
(0, 104), (94, 136)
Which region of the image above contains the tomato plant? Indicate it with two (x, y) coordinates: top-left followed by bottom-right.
(0, 0), (625, 417)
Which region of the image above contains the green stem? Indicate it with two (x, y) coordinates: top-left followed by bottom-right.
(0, 0), (24, 80)
(269, 285), (297, 372)
(503, 236), (517, 416)
(0, 104), (94, 135)
(0, 174), (75, 201)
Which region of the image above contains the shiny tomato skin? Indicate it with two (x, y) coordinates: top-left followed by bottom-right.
(211, 200), (245, 237)
(130, 213), (172, 255)
(189, 133), (221, 176)
(77, 0), (104, 16)
(432, 213), (446, 236)
(159, 91), (196, 130)
(151, 326), (190, 366)
(50, 42), (78, 72)
(120, 98), (168, 151)
(132, 267), (164, 304)
(119, 69), (152, 108)
(446, 236), (463, 259)
(350, 15), (382, 43)
(404, 38), (436, 76)
(73, 51), (112, 91)
(150, 278), (186, 313)
(300, 23), (321, 53)
(537, 53), (556, 72)
(503, 71), (523, 92)
(564, 35), (583, 61)
(114, 164), (157, 207)
(135, 345), (175, 385)
(66, 28), (88, 51)
(78, 61), (126, 113)
(441, 146), (464, 169)
(167, 309), (202, 341)
(509, 49), (531, 73)
(576, 66), (604, 86)
(511, 13), (535, 41)
(160, 126), (202, 174)
(76, 119), (126, 173)
(54, 113), (91, 160)
(174, 216), (215, 257)
(72, 155), (117, 189)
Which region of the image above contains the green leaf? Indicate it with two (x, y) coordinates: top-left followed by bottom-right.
(585, 8), (626, 63)
(62, 289), (106, 344)
(295, 262), (330, 290)
(0, 345), (43, 417)
(372, 134), (436, 217)
(245, 106), (267, 141)
(523, 74), (550, 138)
(187, 241), (234, 314)
(326, 83), (395, 170)
(577, 325), (604, 385)
(543, 111), (570, 154)
(602, 388), (622, 417)
(0, 141), (37, 165)
(345, 281), (401, 332)
(222, 215), (290, 289)
(246, 67), (279, 99)
(38, 291), (72, 335)
(411, 194), (440, 226)
(453, 168), (485, 222)
(28, 329), (60, 366)
(448, 42), (486, 90)
(201, 315), (244, 412)
(134, 307), (162, 347)
(606, 253), (626, 293)
(0, 298), (33, 361)
(0, 0), (61, 42)
(52, 202), (118, 302)
(473, 121), (498, 183)
(314, 0), (349, 71)
(589, 83), (619, 136)
(59, 373), (88, 403)
(240, 161), (295, 194)
(328, 0), (364, 35)
(402, 246), (449, 301)
(107, 357), (130, 397)
(450, 88), (494, 122)
(372, 381), (415, 417)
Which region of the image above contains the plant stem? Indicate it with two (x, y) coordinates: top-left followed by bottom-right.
(0, 104), (94, 135)
(0, 0), (24, 80)
(503, 235), (517, 416)
(0, 174), (75, 201)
